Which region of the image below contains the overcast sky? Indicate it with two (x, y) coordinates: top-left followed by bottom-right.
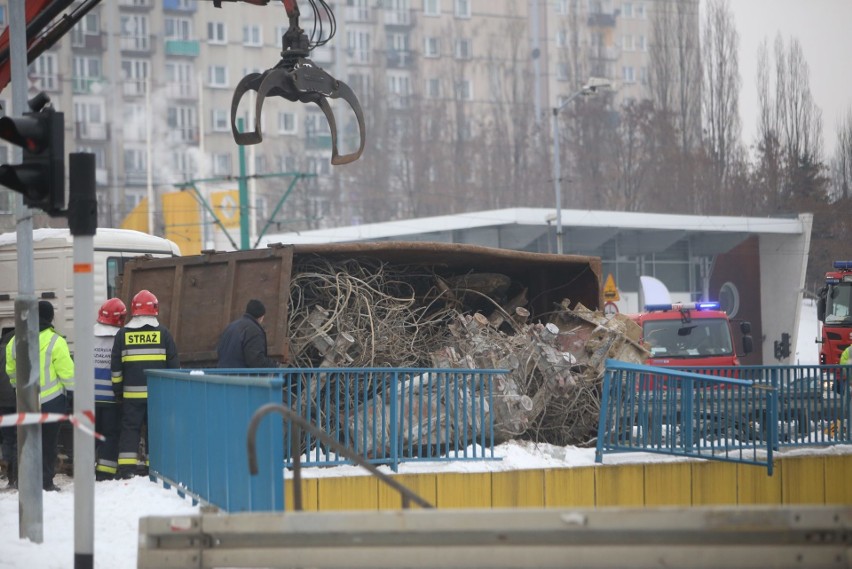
(726, 0), (852, 157)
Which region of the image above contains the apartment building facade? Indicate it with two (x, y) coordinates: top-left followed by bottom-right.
(0, 0), (696, 248)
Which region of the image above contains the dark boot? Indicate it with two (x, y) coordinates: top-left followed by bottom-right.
(7, 462), (16, 489)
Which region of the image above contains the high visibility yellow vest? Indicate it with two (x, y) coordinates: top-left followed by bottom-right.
(6, 328), (75, 404)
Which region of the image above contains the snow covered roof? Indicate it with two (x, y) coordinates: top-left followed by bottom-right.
(258, 207), (810, 256)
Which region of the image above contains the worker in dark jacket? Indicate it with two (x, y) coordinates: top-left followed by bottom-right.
(111, 290), (179, 479)
(216, 299), (280, 368)
(0, 330), (16, 489)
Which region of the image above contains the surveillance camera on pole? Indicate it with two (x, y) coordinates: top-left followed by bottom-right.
(0, 92), (65, 217)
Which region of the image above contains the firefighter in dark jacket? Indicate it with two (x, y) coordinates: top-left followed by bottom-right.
(216, 299), (281, 368)
(111, 290), (179, 479)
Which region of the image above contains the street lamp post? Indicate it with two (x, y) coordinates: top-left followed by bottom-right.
(551, 78), (612, 255)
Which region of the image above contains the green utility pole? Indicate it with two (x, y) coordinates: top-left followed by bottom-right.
(237, 118), (249, 250)
(175, 171), (316, 251)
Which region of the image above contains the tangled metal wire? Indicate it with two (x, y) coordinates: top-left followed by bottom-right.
(286, 257), (638, 447)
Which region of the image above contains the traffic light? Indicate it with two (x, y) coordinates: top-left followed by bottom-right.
(774, 332), (791, 360)
(0, 92), (65, 216)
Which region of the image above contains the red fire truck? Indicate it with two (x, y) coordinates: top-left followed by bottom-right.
(817, 261), (852, 365)
(628, 302), (753, 367)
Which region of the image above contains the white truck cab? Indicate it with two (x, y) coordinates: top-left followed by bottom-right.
(0, 228), (180, 351)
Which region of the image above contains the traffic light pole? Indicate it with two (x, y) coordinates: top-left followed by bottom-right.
(9, 0), (44, 543)
(69, 153), (97, 569)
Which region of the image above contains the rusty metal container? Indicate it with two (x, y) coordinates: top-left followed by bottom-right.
(119, 242), (602, 367)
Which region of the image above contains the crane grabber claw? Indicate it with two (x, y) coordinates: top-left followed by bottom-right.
(221, 0), (366, 165)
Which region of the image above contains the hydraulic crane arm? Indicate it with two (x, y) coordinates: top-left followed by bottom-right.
(205, 0), (366, 165)
(0, 0), (102, 95)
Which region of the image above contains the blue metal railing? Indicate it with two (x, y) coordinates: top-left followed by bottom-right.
(147, 367), (503, 512)
(146, 370), (284, 512)
(596, 360), (778, 474)
(279, 368), (499, 469)
(678, 365), (852, 447)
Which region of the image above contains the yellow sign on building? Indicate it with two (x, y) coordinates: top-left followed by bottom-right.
(603, 273), (620, 301)
(212, 190), (241, 229)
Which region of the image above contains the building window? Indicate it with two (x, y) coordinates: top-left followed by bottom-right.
(278, 155), (296, 172)
(622, 34), (634, 51)
(387, 73), (410, 108)
(622, 2), (633, 17)
(165, 17), (193, 41)
(454, 0), (471, 18)
(71, 13), (100, 46)
(211, 109), (229, 132)
(278, 111), (297, 134)
(425, 77), (441, 98)
(638, 35), (646, 51)
(455, 79), (472, 101)
(173, 151), (196, 181)
(424, 0), (440, 16)
(124, 148), (147, 176)
(207, 21), (227, 44)
(636, 2), (646, 18)
(423, 37), (439, 58)
(556, 63), (570, 81)
(556, 30), (567, 48)
(120, 14), (150, 51)
(254, 155), (267, 175)
(243, 24), (262, 47)
(208, 65), (228, 87)
(622, 65), (635, 83)
(454, 38), (472, 59)
(167, 106), (198, 143)
(29, 53), (59, 91)
(72, 56), (102, 93)
(347, 30), (371, 64)
(639, 66), (648, 85)
(212, 153), (232, 176)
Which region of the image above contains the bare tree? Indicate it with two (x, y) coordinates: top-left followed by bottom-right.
(701, 0), (741, 201)
(830, 108), (852, 202)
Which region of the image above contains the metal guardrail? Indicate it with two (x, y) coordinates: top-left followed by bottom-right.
(596, 360), (778, 474)
(147, 367), (502, 512)
(138, 505), (852, 569)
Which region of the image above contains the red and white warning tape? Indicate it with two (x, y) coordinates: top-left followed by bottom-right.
(0, 411), (104, 441)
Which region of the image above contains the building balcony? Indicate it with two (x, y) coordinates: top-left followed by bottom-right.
(166, 127), (199, 145)
(305, 134), (332, 151)
(165, 81), (198, 99)
(386, 50), (413, 69)
(163, 0), (197, 12)
(76, 122), (110, 141)
(311, 44), (334, 64)
(588, 12), (617, 27)
(123, 79), (147, 97)
(588, 46), (620, 61)
(165, 39), (200, 57)
(119, 0), (153, 9)
(120, 35), (155, 53)
(72, 77), (106, 95)
(384, 10), (413, 27)
(125, 171), (148, 186)
(344, 6), (376, 23)
(70, 31), (106, 51)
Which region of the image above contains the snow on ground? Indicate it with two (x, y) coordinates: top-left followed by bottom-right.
(0, 300), (833, 568)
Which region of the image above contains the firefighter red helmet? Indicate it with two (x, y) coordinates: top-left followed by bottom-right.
(131, 289), (159, 316)
(98, 298), (127, 327)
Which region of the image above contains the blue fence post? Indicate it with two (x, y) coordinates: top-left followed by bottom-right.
(682, 377), (694, 450)
(596, 369), (613, 463)
(390, 370), (400, 472)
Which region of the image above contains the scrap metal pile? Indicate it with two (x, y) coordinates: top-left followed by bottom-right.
(286, 257), (648, 447)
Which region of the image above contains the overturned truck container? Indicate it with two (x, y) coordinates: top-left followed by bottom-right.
(121, 242), (623, 447)
(119, 242), (603, 368)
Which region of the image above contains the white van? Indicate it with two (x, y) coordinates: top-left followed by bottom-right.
(0, 228), (181, 350)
